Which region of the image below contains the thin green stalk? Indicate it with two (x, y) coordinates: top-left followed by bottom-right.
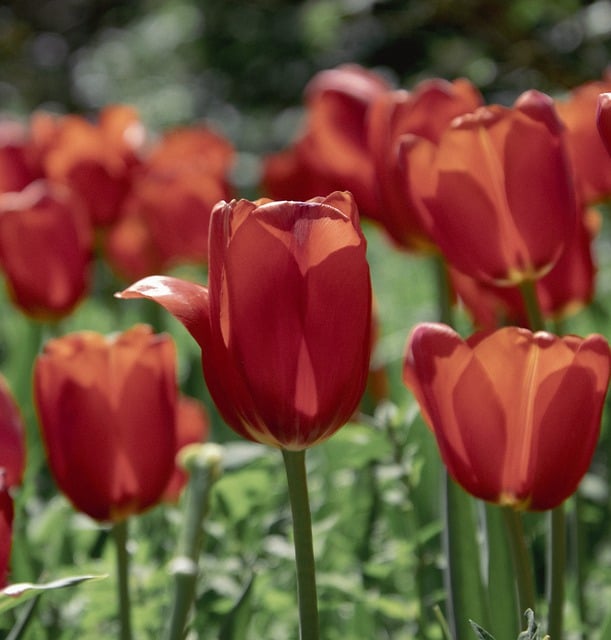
(282, 449), (319, 640)
(547, 505), (566, 639)
(518, 279), (545, 332)
(165, 444), (223, 640)
(432, 255), (454, 325)
(112, 519), (133, 640)
(502, 507), (536, 618)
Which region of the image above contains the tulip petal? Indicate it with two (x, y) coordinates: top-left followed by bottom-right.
(116, 276), (210, 347)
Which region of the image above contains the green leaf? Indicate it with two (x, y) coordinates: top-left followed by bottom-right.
(0, 575), (106, 615)
(470, 619), (496, 640)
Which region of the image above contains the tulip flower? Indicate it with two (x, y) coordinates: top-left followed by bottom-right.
(34, 105), (145, 227)
(0, 375), (26, 588)
(403, 323), (611, 511)
(0, 180), (93, 320)
(117, 191), (372, 450)
(104, 126), (234, 280)
(423, 90), (578, 286)
(262, 65), (391, 216)
(366, 78), (482, 251)
(555, 79), (611, 204)
(34, 325), (179, 522)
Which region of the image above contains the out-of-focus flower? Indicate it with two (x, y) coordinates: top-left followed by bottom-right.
(105, 126), (234, 280)
(596, 92), (611, 157)
(0, 375), (26, 588)
(555, 78), (611, 204)
(262, 64), (391, 215)
(34, 106), (145, 227)
(118, 191), (372, 450)
(423, 90), (577, 285)
(34, 325), (179, 523)
(366, 78), (482, 251)
(0, 180), (93, 320)
(403, 323), (611, 511)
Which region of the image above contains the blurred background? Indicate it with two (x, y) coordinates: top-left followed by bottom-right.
(1, 0), (611, 193)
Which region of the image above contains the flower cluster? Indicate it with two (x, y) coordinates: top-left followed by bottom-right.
(0, 106), (234, 320)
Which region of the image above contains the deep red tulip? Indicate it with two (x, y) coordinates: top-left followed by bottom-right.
(366, 78), (482, 251)
(555, 79), (611, 204)
(0, 180), (92, 320)
(262, 65), (390, 216)
(403, 323), (611, 511)
(104, 126), (234, 280)
(0, 375), (26, 588)
(424, 90), (578, 285)
(118, 191), (372, 450)
(34, 325), (179, 522)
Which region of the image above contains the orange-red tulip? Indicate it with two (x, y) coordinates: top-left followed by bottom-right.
(262, 65), (390, 216)
(366, 78), (482, 251)
(104, 126), (234, 280)
(0, 180), (93, 320)
(118, 191), (372, 450)
(34, 325), (179, 522)
(0, 375), (25, 588)
(35, 106), (145, 227)
(403, 323), (611, 511)
(423, 90), (578, 286)
(555, 79), (611, 204)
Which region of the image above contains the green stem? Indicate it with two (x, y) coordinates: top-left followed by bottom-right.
(112, 519), (133, 640)
(547, 505), (566, 639)
(165, 444), (223, 640)
(282, 449), (319, 640)
(432, 255), (454, 325)
(518, 279), (545, 332)
(502, 507), (536, 618)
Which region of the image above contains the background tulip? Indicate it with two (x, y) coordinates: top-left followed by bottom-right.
(403, 323), (611, 511)
(34, 324), (178, 522)
(118, 191), (372, 450)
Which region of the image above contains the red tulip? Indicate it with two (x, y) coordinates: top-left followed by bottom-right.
(0, 375), (26, 588)
(596, 92), (611, 158)
(104, 126), (234, 280)
(0, 180), (93, 320)
(117, 191), (372, 450)
(555, 79), (611, 204)
(403, 323), (611, 511)
(37, 106), (145, 227)
(424, 90), (578, 285)
(366, 78), (482, 250)
(34, 325), (179, 522)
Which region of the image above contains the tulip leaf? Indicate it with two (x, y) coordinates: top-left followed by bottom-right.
(443, 473), (490, 639)
(470, 620), (496, 640)
(0, 574), (106, 615)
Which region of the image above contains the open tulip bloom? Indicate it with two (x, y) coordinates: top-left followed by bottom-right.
(403, 323), (611, 511)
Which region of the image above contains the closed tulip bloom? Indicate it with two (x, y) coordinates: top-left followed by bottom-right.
(118, 191), (372, 450)
(0, 180), (92, 320)
(403, 323), (611, 511)
(366, 78), (482, 250)
(424, 90), (578, 286)
(596, 92), (611, 157)
(555, 79), (611, 204)
(34, 325), (178, 522)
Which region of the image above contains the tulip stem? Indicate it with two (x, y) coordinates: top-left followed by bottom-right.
(112, 519), (133, 640)
(164, 444), (223, 640)
(518, 279), (545, 332)
(547, 504), (566, 639)
(282, 449), (320, 640)
(502, 507), (536, 620)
